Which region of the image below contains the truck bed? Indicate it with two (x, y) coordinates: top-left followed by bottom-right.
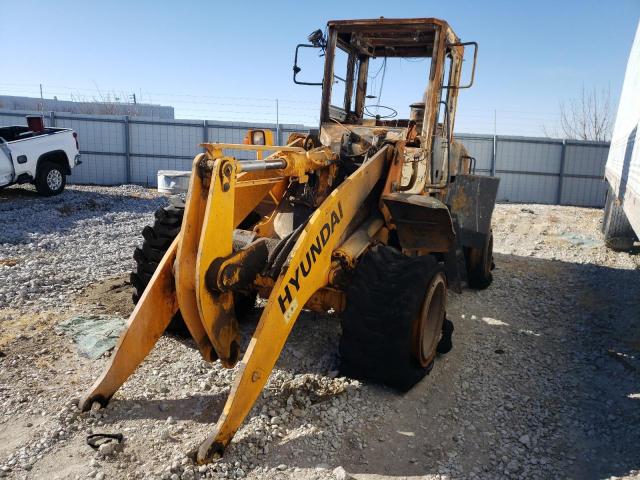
(0, 125), (70, 143)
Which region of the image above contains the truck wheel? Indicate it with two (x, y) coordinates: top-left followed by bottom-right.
(465, 231), (494, 289)
(603, 186), (637, 251)
(35, 162), (66, 196)
(339, 246), (451, 392)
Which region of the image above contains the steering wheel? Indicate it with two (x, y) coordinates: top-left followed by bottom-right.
(364, 105), (398, 119)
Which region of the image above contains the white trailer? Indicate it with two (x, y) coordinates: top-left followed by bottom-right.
(603, 21), (640, 250)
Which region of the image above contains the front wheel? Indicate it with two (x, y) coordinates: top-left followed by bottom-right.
(35, 162), (66, 196)
(339, 246), (452, 392)
(131, 199), (258, 335)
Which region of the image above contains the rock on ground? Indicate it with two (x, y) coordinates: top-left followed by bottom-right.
(0, 184), (639, 479)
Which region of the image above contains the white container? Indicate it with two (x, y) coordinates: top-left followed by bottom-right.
(157, 170), (191, 194)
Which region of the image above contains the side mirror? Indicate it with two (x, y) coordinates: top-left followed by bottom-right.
(293, 29), (326, 86)
(444, 41), (478, 90)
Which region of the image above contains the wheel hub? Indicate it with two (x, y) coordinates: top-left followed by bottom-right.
(413, 272), (447, 368)
(46, 169), (63, 191)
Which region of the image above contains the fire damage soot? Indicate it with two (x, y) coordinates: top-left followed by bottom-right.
(278, 202), (344, 322)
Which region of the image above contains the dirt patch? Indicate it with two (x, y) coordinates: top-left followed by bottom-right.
(56, 198), (108, 217)
(0, 417), (47, 460)
(0, 309), (54, 348)
(27, 435), (95, 480)
(75, 275), (136, 317)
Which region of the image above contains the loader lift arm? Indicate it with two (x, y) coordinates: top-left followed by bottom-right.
(80, 143), (391, 462)
(80, 16), (492, 464)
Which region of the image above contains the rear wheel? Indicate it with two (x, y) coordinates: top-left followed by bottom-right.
(339, 246), (452, 392)
(35, 162), (66, 196)
(465, 231), (494, 289)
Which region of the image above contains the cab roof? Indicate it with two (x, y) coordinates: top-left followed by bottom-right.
(327, 17), (459, 58)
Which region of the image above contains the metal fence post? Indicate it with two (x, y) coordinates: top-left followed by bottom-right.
(203, 119), (209, 146)
(124, 116), (131, 184)
(556, 140), (567, 205)
(276, 98), (280, 145)
(491, 134), (497, 176)
(49, 111), (56, 127)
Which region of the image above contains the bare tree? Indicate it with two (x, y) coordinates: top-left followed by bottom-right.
(68, 92), (140, 116)
(554, 86), (613, 141)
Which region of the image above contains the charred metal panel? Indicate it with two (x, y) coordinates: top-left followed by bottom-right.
(327, 18), (458, 57)
(382, 192), (455, 252)
(446, 174), (499, 249)
(443, 216), (464, 294)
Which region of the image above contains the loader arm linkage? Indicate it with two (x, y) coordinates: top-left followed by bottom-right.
(79, 143), (390, 462)
(79, 15), (489, 465)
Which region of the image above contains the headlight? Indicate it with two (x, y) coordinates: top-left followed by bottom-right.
(251, 130), (266, 145)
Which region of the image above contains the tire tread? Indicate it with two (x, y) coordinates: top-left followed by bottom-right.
(339, 246), (445, 392)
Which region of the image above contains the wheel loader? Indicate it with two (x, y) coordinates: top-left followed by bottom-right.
(80, 17), (499, 463)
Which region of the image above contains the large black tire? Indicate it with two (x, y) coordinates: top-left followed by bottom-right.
(131, 199), (258, 334)
(603, 186), (637, 251)
(35, 162), (66, 196)
(131, 202), (184, 303)
(131, 200), (187, 334)
(339, 246), (451, 392)
(465, 231), (494, 290)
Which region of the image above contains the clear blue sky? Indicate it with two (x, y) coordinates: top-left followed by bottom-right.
(1, 0), (638, 136)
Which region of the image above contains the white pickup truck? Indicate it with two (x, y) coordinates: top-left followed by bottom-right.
(0, 116), (81, 196)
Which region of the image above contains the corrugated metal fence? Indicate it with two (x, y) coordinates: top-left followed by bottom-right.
(0, 109), (609, 207)
(456, 134), (609, 207)
(0, 109), (306, 186)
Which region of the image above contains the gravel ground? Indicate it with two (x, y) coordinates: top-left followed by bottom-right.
(1, 184), (639, 480)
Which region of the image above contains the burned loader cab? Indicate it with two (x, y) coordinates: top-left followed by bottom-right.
(295, 18), (479, 196)
(294, 18), (495, 277)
